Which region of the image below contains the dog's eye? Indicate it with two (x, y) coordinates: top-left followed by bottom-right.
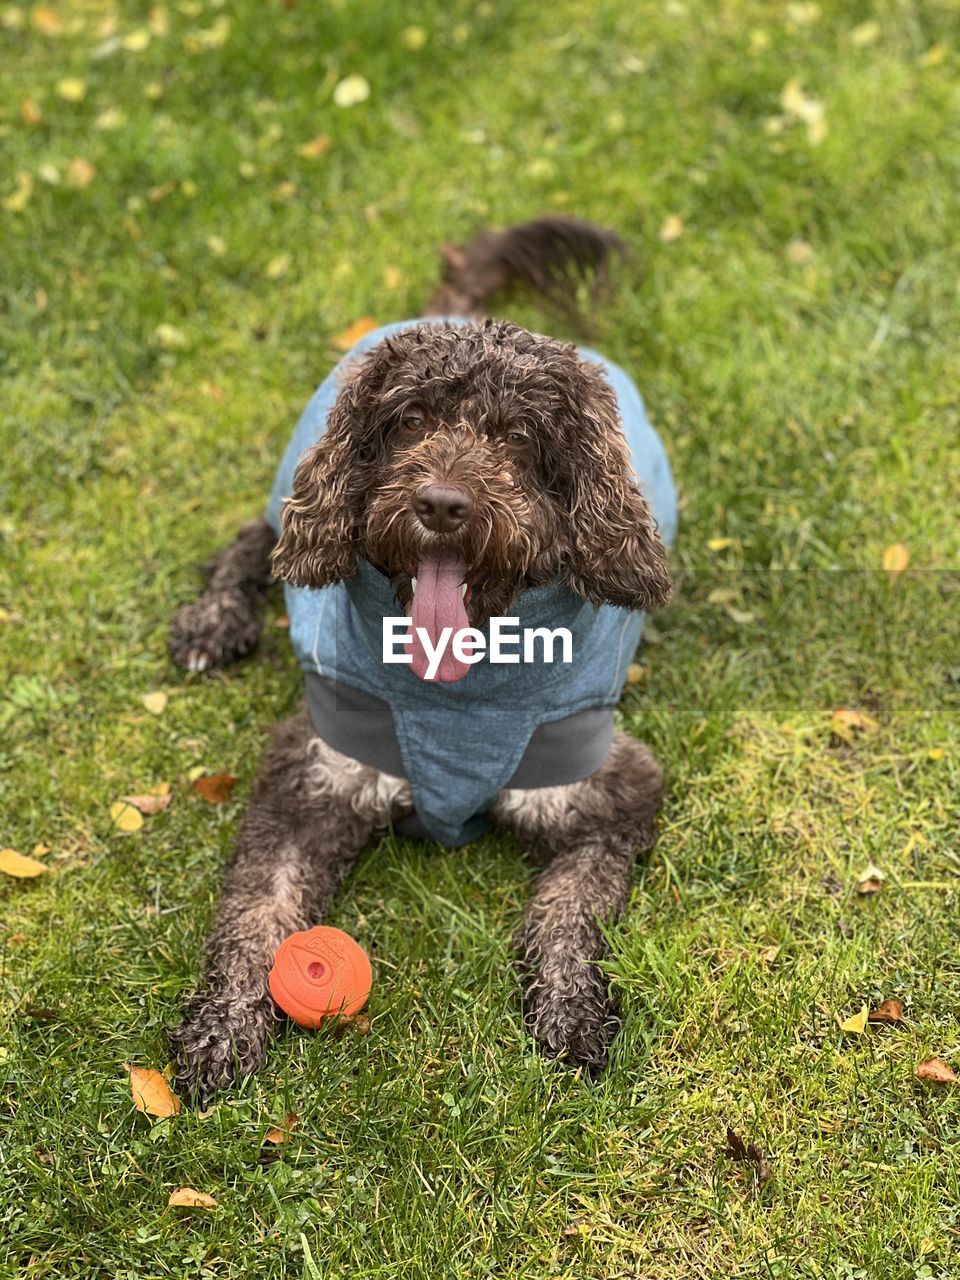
(506, 429), (528, 444)
(401, 413), (426, 432)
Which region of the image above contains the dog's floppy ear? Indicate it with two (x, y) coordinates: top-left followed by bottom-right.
(559, 358), (671, 612)
(272, 343), (397, 587)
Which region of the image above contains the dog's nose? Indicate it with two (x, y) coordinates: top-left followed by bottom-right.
(413, 484), (473, 533)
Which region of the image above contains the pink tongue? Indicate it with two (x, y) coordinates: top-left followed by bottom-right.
(410, 550), (470, 682)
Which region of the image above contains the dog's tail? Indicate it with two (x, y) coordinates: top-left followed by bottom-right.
(422, 215), (624, 327)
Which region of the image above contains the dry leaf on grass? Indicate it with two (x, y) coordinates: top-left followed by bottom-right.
(32, 6), (63, 36)
(65, 157), (96, 189)
(332, 317), (377, 351)
(110, 801), (144, 833)
(869, 999), (905, 1024)
(56, 78), (87, 102)
(168, 1187), (217, 1208)
(192, 774), (237, 804)
(831, 707), (879, 743)
(263, 1113), (299, 1145)
(20, 98), (43, 126)
(882, 543), (909, 575)
(916, 1058), (957, 1084)
(723, 1128), (772, 1183)
(658, 213), (684, 243)
(856, 863), (886, 895)
(121, 787), (172, 816)
(840, 1005), (868, 1034)
(142, 691), (168, 715)
(333, 73), (370, 108)
(297, 134), (330, 159)
(0, 848), (49, 878)
(126, 1064), (182, 1117)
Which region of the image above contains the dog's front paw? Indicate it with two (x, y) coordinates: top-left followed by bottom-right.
(523, 961), (621, 1073)
(167, 991), (278, 1103)
(168, 588), (261, 672)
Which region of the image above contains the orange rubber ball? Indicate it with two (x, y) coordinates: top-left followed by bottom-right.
(268, 926), (371, 1028)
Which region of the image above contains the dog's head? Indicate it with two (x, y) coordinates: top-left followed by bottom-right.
(273, 320), (670, 677)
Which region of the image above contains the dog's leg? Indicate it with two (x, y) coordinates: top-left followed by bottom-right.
(169, 711), (411, 1100)
(492, 731), (664, 1072)
(169, 516), (277, 671)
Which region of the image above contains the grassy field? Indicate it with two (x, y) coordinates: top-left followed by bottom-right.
(2, 0), (959, 1275)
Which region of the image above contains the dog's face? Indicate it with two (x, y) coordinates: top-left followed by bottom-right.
(273, 320), (670, 678)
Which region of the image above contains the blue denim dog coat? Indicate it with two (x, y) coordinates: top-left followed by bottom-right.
(266, 320), (678, 846)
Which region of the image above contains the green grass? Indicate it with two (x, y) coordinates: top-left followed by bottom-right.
(2, 0), (959, 1275)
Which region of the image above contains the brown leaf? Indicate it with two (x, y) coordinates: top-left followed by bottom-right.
(831, 707), (879, 743)
(126, 1064), (182, 1117)
(724, 1128), (772, 1183)
(332, 317), (377, 351)
(65, 157), (96, 189)
(916, 1058), (957, 1084)
(167, 1187), (217, 1209)
(191, 774), (237, 804)
(868, 999), (904, 1024)
(0, 848), (49, 878)
(353, 1013), (371, 1036)
(274, 614), (290, 629)
(263, 1112), (298, 1145)
(20, 98), (44, 126)
(856, 862), (886, 895)
(122, 790), (172, 816)
(297, 134), (331, 159)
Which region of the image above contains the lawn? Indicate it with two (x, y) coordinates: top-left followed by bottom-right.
(2, 0), (959, 1275)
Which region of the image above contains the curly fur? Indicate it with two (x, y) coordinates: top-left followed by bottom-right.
(272, 319), (670, 623)
(167, 217), (671, 1099)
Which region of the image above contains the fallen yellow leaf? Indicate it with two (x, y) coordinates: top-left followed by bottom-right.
(0, 848), (49, 878)
(3, 173), (34, 213)
(64, 157), (96, 189)
(56, 78), (87, 103)
(831, 708), (879, 742)
(850, 20), (880, 47)
(142, 691), (168, 715)
(882, 543), (909, 575)
(167, 1187), (217, 1208)
(840, 1005), (868, 1034)
(707, 537), (735, 551)
(122, 28), (150, 51)
(154, 323), (187, 350)
(265, 253), (291, 280)
(401, 25), (428, 50)
(95, 107), (127, 130)
(110, 801), (144, 833)
(126, 1064), (182, 1117)
(31, 6), (62, 36)
(658, 214), (684, 243)
(920, 43), (946, 68)
(333, 73), (370, 108)
(332, 317), (378, 351)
